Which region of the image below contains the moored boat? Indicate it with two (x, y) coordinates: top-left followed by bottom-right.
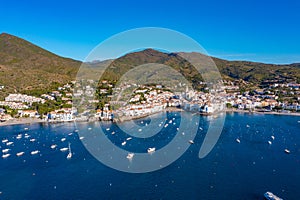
(126, 153), (134, 160)
(264, 191), (282, 200)
(31, 150), (40, 155)
(60, 147), (68, 152)
(6, 141), (13, 146)
(2, 139), (8, 143)
(271, 135), (275, 140)
(2, 154), (10, 158)
(268, 141), (272, 145)
(284, 149), (290, 154)
(66, 143), (72, 159)
(147, 147), (156, 154)
(2, 149), (10, 153)
(16, 152), (25, 156)
(16, 134), (22, 139)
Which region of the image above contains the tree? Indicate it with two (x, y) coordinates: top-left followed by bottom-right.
(226, 103), (233, 108)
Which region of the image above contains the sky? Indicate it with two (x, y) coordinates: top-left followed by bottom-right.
(0, 0), (300, 64)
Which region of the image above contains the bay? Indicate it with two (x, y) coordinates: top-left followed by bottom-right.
(0, 112), (299, 199)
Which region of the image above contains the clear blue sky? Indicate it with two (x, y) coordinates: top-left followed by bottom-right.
(1, 0), (300, 64)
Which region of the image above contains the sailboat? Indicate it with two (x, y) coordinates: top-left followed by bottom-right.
(67, 143), (72, 159)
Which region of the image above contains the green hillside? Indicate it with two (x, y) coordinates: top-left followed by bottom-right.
(0, 33), (81, 98)
(102, 49), (204, 89)
(103, 49), (300, 87)
(1, 33), (300, 100)
(212, 57), (300, 84)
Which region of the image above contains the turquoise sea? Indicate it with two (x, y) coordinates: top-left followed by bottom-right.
(0, 112), (299, 199)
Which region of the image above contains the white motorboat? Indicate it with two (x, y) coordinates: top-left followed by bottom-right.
(16, 135), (22, 139)
(111, 131), (115, 135)
(284, 149), (290, 154)
(2, 149), (10, 153)
(6, 141), (13, 146)
(16, 152), (25, 157)
(31, 150), (39, 155)
(121, 141), (127, 146)
(2, 154), (10, 158)
(268, 141), (272, 145)
(189, 140), (194, 144)
(60, 147), (68, 152)
(126, 153), (134, 160)
(61, 138), (66, 142)
(271, 136), (275, 140)
(24, 127), (29, 130)
(236, 138), (241, 143)
(79, 136), (84, 140)
(147, 147), (156, 154)
(126, 137), (132, 141)
(50, 144), (57, 149)
(30, 138), (36, 142)
(2, 139), (8, 143)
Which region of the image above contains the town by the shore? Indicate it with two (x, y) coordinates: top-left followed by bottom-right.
(1, 79), (300, 127)
(1, 107), (299, 128)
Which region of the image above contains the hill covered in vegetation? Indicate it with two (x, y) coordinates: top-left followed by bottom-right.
(1, 33), (300, 99)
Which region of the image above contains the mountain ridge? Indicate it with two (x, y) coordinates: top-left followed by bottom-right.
(0, 33), (300, 98)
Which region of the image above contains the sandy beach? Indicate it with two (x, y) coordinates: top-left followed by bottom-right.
(0, 118), (45, 127)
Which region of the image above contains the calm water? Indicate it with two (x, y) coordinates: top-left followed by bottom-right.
(0, 112), (299, 200)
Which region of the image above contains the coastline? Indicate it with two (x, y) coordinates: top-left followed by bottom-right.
(113, 107), (184, 123)
(0, 118), (45, 127)
(225, 108), (300, 116)
(1, 108), (299, 128)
